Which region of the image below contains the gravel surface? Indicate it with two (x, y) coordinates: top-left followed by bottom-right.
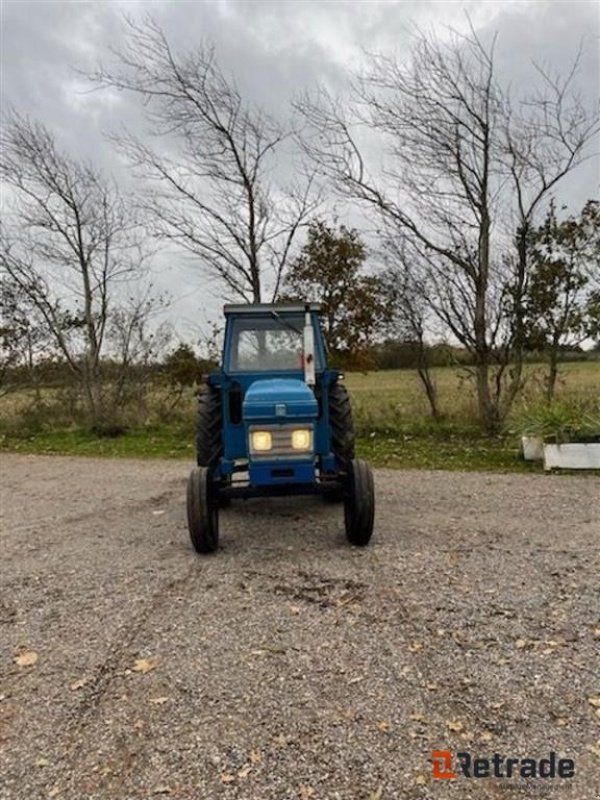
(0, 454), (599, 800)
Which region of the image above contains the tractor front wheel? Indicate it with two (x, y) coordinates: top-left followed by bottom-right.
(344, 459), (375, 547)
(187, 467), (219, 554)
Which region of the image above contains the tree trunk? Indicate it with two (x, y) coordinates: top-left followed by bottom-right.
(415, 337), (439, 420)
(546, 335), (560, 403)
(417, 367), (439, 421)
(500, 225), (529, 421)
(474, 208), (499, 433)
(475, 357), (500, 433)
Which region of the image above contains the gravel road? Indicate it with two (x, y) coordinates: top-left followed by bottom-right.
(1, 454), (599, 800)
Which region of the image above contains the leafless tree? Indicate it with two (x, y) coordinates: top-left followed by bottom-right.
(0, 111), (158, 427)
(380, 238), (440, 419)
(107, 288), (172, 420)
(88, 16), (319, 303)
(297, 24), (599, 431)
(0, 275), (50, 398)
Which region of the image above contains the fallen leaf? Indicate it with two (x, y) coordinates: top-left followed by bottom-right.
(15, 649), (38, 668)
(425, 682), (438, 691)
(588, 696), (600, 708)
(409, 712), (425, 722)
(288, 605), (301, 615)
(220, 773), (235, 784)
(299, 785), (315, 800)
(480, 731), (493, 743)
(36, 757), (50, 767)
(515, 638), (527, 649)
(408, 641), (423, 652)
(48, 788), (61, 798)
(273, 733), (288, 747)
(587, 743), (600, 758)
(69, 678), (87, 691)
(447, 719), (464, 732)
(249, 749), (263, 764)
(415, 774), (427, 785)
(149, 696), (169, 705)
(377, 719), (390, 732)
(132, 658), (158, 674)
(369, 787), (384, 800)
(238, 765), (252, 778)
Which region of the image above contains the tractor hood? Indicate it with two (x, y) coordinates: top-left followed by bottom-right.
(243, 378), (318, 422)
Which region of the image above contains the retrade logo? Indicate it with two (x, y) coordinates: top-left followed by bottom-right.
(431, 750), (456, 780)
(431, 750), (575, 780)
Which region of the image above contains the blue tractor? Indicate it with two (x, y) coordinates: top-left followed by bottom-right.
(186, 303), (375, 553)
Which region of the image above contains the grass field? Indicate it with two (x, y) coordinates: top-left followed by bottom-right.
(1, 362), (598, 472)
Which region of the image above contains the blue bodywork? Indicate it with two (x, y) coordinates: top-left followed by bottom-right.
(206, 305), (343, 497)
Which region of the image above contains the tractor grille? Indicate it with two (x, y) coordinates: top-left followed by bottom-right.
(248, 424), (313, 459)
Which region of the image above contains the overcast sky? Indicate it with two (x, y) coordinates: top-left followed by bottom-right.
(2, 0), (599, 341)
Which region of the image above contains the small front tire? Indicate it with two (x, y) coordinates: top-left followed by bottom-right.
(344, 459), (375, 547)
(187, 467), (219, 554)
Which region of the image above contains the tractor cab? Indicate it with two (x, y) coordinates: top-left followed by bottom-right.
(186, 303), (375, 553)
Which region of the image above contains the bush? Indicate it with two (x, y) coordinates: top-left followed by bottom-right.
(513, 398), (600, 443)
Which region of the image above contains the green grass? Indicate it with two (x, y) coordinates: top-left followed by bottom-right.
(345, 361), (600, 431)
(0, 423), (532, 472)
(0, 425), (194, 459)
(1, 361), (598, 472)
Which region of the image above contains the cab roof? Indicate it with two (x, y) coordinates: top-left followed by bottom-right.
(224, 303), (321, 315)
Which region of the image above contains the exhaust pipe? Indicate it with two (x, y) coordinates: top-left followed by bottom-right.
(303, 305), (316, 388)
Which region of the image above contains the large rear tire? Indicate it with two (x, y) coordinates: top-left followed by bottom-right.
(325, 383), (355, 502)
(329, 383), (355, 466)
(344, 459), (375, 547)
(196, 388), (223, 468)
(187, 467), (219, 554)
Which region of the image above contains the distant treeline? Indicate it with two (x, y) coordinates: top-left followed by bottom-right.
(372, 340), (600, 371)
(3, 340), (598, 392)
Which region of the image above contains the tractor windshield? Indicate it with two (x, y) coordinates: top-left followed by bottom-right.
(228, 314), (322, 372)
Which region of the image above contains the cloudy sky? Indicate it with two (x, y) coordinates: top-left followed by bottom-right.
(2, 0), (599, 341)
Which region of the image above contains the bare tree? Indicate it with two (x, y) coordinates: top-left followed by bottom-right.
(88, 16), (319, 303)
(297, 25), (599, 431)
(107, 288), (172, 422)
(0, 275), (50, 398)
(380, 239), (440, 419)
(0, 111), (155, 427)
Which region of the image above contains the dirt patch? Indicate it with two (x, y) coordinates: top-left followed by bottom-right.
(0, 454), (598, 799)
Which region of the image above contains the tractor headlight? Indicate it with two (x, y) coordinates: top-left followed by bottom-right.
(291, 428), (312, 451)
(251, 430), (273, 452)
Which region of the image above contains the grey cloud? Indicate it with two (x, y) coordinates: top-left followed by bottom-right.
(2, 0), (598, 336)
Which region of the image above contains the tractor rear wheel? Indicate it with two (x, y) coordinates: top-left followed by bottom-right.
(325, 382), (355, 502)
(196, 387), (223, 468)
(344, 459), (375, 547)
(329, 383), (355, 466)
(187, 467), (219, 554)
